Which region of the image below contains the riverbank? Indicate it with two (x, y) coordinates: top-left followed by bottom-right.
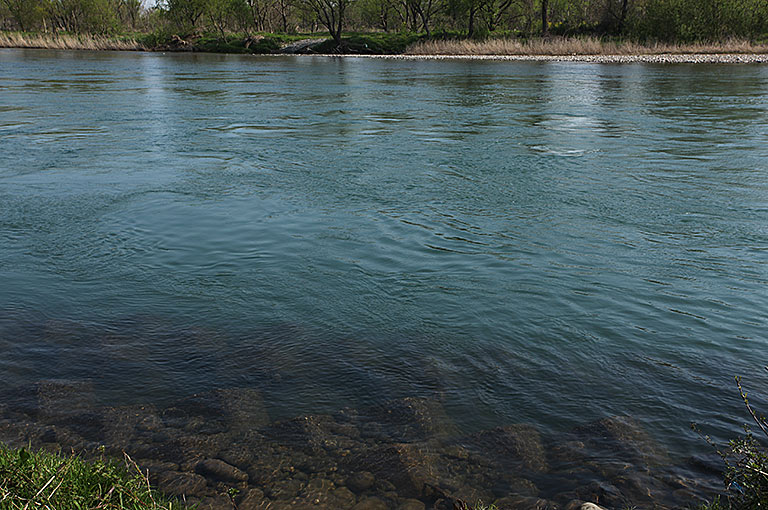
(0, 31), (143, 51)
(0, 380), (724, 510)
(2, 31), (768, 63)
(369, 53), (768, 63)
(0, 444), (183, 510)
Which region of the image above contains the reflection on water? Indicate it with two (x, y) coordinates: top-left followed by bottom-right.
(1, 49), (768, 508)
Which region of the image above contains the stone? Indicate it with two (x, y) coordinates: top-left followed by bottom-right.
(162, 388), (269, 435)
(493, 496), (558, 510)
(573, 416), (667, 467)
(467, 424), (549, 473)
(264, 415), (361, 455)
(237, 488), (265, 510)
(196, 458), (249, 483)
(197, 495), (235, 510)
(2, 380), (95, 422)
(366, 397), (458, 442)
(267, 478), (304, 500)
(610, 470), (668, 504)
(334, 487), (358, 507)
(346, 442), (440, 498)
(352, 497), (388, 510)
(347, 471), (376, 493)
(574, 481), (624, 509)
(499, 476), (539, 497)
(93, 404), (162, 448)
(155, 471), (208, 497)
(579, 504), (607, 510)
(138, 459), (179, 477)
(397, 499), (426, 510)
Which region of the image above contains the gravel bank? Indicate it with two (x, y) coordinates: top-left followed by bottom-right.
(308, 53), (768, 63)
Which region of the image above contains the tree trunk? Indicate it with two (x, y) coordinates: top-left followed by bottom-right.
(617, 0), (628, 34)
(541, 0), (548, 35)
(468, 4), (476, 38)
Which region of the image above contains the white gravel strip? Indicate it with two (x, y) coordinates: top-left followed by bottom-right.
(286, 53), (768, 63)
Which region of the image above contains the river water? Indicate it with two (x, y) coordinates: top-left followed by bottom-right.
(1, 49), (767, 507)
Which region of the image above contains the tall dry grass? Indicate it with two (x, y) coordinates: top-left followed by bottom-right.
(406, 36), (768, 55)
(0, 32), (145, 51)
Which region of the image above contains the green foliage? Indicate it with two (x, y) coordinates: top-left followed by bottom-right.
(0, 444), (185, 510)
(1, 0), (767, 47)
(632, 0), (768, 41)
(697, 376), (768, 510)
(311, 31), (424, 53)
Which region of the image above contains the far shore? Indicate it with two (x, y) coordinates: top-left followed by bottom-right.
(2, 46), (767, 64)
(346, 53), (768, 63)
(2, 32), (768, 63)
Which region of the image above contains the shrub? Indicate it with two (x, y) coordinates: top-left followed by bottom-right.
(698, 375), (768, 510)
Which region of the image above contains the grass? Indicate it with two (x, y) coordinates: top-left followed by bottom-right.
(2, 30), (767, 56)
(311, 32), (424, 54)
(0, 31), (144, 51)
(0, 444), (186, 510)
(405, 36), (768, 55)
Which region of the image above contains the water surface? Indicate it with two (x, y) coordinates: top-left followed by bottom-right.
(1, 49), (767, 471)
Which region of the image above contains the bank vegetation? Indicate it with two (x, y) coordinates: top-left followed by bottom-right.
(0, 0), (767, 54)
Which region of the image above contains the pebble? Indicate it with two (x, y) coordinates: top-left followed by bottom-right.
(155, 471), (208, 497)
(315, 53), (768, 64)
(195, 458), (249, 483)
(353, 497), (389, 510)
(347, 471), (376, 493)
(397, 499), (426, 510)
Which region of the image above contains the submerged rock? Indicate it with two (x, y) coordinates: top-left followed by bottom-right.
(196, 494), (235, 510)
(154, 471), (208, 497)
(573, 416), (668, 467)
(574, 481), (625, 509)
(162, 388), (269, 435)
(397, 499), (426, 510)
(264, 414), (362, 455)
(465, 424), (549, 473)
(352, 496), (389, 510)
(347, 442), (440, 498)
(2, 380), (95, 422)
(236, 488), (265, 510)
(196, 458), (249, 483)
(363, 397), (458, 442)
(493, 496), (559, 510)
(347, 471), (376, 493)
(563, 503), (608, 510)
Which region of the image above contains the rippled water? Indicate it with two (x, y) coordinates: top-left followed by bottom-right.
(1, 49), (767, 466)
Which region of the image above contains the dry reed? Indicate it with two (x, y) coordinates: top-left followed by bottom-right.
(406, 36), (768, 56)
(0, 32), (145, 51)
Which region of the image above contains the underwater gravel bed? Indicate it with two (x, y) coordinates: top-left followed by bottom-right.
(0, 381), (723, 510)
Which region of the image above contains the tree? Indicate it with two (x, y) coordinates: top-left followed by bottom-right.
(116, 0), (142, 28)
(480, 0), (519, 31)
(1, 0), (44, 30)
(405, 0), (439, 34)
(306, 0), (350, 46)
(274, 0), (294, 32)
(242, 0), (269, 31)
(165, 0), (207, 31)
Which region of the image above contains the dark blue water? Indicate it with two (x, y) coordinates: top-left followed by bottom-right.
(1, 49), (767, 462)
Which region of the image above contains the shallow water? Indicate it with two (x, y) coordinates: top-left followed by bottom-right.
(1, 49), (767, 502)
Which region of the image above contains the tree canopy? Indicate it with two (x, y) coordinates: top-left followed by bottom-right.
(1, 0), (766, 43)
